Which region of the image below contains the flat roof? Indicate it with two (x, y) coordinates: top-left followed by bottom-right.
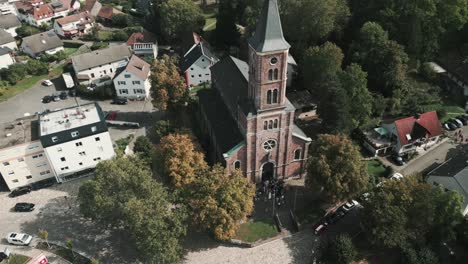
(39, 102), (102, 136)
(0, 116), (39, 149)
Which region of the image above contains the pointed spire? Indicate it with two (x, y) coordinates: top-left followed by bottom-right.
(248, 0), (290, 53)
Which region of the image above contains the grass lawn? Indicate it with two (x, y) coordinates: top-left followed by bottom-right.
(98, 31), (114, 41)
(0, 254), (31, 264)
(202, 8), (217, 31)
(234, 218), (279, 243)
(189, 84), (210, 97)
(367, 159), (388, 178)
(64, 47), (79, 56)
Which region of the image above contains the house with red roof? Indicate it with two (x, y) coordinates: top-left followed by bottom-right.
(363, 111), (443, 156)
(126, 30), (158, 59)
(15, 0), (79, 26)
(96, 5), (122, 24)
(53, 12), (94, 38)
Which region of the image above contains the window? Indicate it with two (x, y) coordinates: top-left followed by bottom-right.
(264, 121), (268, 130)
(118, 81), (126, 85)
(274, 69), (279, 80)
(110, 68), (113, 73)
(273, 89), (278, 103)
(103, 70), (107, 74)
(132, 81), (141, 85)
(294, 149), (302, 160)
(91, 73), (95, 78)
(60, 157), (66, 162)
(91, 126), (97, 132)
(3, 162), (10, 166)
(95, 137), (100, 141)
(8, 171), (14, 175)
(270, 57), (278, 65)
(79, 151), (86, 156)
(40, 170), (50, 175)
(57, 147), (62, 152)
(60, 166), (69, 171)
(267, 90), (272, 104)
(71, 131), (79, 137)
(268, 69), (273, 80)
(76, 142), (83, 146)
(268, 120), (273, 129)
(202, 58), (205, 62)
(274, 119), (278, 128)
(263, 139), (277, 151)
(26, 175), (32, 179)
(28, 145), (39, 150)
(32, 154), (43, 159)
(79, 162), (83, 166)
(52, 136), (58, 142)
(234, 161), (241, 170)
(119, 89), (128, 94)
(124, 74), (131, 78)
(12, 179), (18, 183)
(191, 75), (194, 78)
(17, 157), (24, 162)
(93, 157), (101, 161)
(36, 162), (47, 168)
(190, 67), (194, 71)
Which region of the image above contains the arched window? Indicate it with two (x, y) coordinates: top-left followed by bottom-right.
(294, 149), (302, 160)
(274, 119), (278, 128)
(234, 161), (241, 170)
(274, 69), (279, 80)
(267, 90), (272, 104)
(264, 121), (268, 130)
(272, 89), (278, 103)
(268, 120), (273, 129)
(268, 69), (273, 80)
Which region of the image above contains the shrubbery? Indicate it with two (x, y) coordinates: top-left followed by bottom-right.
(90, 42), (109, 50)
(0, 60), (49, 85)
(76, 84), (114, 99)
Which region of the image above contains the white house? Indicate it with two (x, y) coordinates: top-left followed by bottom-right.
(0, 46), (15, 68)
(39, 102), (115, 183)
(15, 0), (77, 26)
(72, 44), (131, 87)
(53, 12), (94, 38)
(427, 156), (468, 216)
(0, 28), (16, 50)
(113, 55), (151, 99)
(0, 116), (54, 191)
(126, 30), (158, 59)
(181, 41), (218, 87)
(0, 0), (17, 16)
(21, 31), (64, 58)
(0, 14), (21, 37)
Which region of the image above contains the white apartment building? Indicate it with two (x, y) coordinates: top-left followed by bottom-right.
(53, 11), (94, 38)
(113, 55), (151, 99)
(72, 44), (131, 87)
(39, 102), (115, 182)
(0, 116), (54, 191)
(181, 42), (218, 87)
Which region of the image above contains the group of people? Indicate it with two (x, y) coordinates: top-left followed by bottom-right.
(255, 178), (286, 207)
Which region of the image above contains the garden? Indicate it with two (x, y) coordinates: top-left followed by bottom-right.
(233, 218), (279, 243)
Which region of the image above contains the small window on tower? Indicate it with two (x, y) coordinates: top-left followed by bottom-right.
(264, 121), (268, 130)
(267, 90), (272, 104)
(268, 69), (273, 81)
(294, 149), (302, 160)
(274, 119), (278, 128)
(274, 69), (279, 80)
(268, 120), (273, 129)
(270, 57), (278, 65)
(273, 89), (278, 103)
(234, 161), (241, 170)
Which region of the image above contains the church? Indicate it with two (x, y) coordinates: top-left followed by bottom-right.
(198, 0), (312, 183)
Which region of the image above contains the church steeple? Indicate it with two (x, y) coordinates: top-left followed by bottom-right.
(248, 0), (290, 53)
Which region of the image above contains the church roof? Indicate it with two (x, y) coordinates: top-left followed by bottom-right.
(248, 0), (290, 53)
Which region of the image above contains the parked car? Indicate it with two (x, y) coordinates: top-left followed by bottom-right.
(6, 232), (32, 246)
(0, 252), (7, 262)
(324, 210), (346, 225)
(52, 94), (61, 102)
(444, 122), (457, 131)
(106, 111), (117, 120)
(14, 203), (35, 212)
(41, 80), (53, 86)
(111, 97), (128, 105)
(68, 89), (76, 97)
(41, 95), (52, 103)
(59, 91), (68, 100)
(391, 155), (405, 166)
(31, 179), (54, 190)
(9, 186), (32, 198)
(456, 115), (468, 125)
(342, 200), (359, 212)
(390, 173), (404, 180)
(449, 119), (462, 128)
(314, 224), (327, 235)
(453, 118), (464, 127)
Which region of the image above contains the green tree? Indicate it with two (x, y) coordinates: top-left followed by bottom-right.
(78, 155), (187, 264)
(306, 134), (369, 202)
(133, 136), (153, 164)
(401, 246), (439, 264)
(38, 229), (50, 248)
(112, 13), (130, 27)
(159, 0), (204, 42)
(190, 164), (255, 240)
(15, 25), (41, 37)
(215, 0), (241, 48)
(317, 79), (353, 134)
(150, 54), (188, 111)
(154, 120), (175, 141)
(319, 234), (357, 264)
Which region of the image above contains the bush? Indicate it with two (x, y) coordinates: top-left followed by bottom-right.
(15, 25), (41, 37)
(319, 234), (357, 264)
(154, 120), (175, 142)
(90, 42), (109, 50)
(63, 41), (84, 48)
(111, 30), (128, 41)
(436, 108), (447, 120)
(77, 84), (114, 99)
(112, 13), (130, 27)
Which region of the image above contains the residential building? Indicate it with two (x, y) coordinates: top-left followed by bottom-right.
(84, 0), (101, 17)
(53, 12), (94, 38)
(0, 28), (16, 50)
(126, 30), (158, 60)
(15, 0), (77, 26)
(71, 44), (131, 86)
(198, 0), (312, 183)
(0, 0), (17, 16)
(181, 41), (218, 87)
(363, 111), (442, 156)
(39, 102), (115, 182)
(427, 154), (468, 216)
(20, 31), (64, 58)
(0, 46), (15, 68)
(113, 55), (151, 99)
(0, 14), (21, 37)
(0, 116), (54, 191)
(96, 5), (122, 24)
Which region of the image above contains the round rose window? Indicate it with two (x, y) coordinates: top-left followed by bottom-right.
(263, 139), (277, 151)
(270, 57), (278, 65)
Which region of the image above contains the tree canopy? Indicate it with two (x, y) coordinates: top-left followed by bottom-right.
(215, 0), (241, 47)
(319, 234), (357, 264)
(78, 156), (187, 264)
(159, 0), (204, 42)
(306, 134), (369, 202)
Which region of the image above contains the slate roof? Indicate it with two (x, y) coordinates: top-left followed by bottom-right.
(248, 0), (290, 53)
(22, 31), (63, 54)
(127, 30), (157, 45)
(211, 56), (249, 115)
(180, 42), (217, 72)
(0, 28), (14, 45)
(198, 88), (244, 154)
(0, 14), (21, 29)
(389, 111), (442, 146)
(72, 44), (131, 72)
(122, 55), (150, 80)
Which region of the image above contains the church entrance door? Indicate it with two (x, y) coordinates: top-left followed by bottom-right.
(261, 162), (275, 182)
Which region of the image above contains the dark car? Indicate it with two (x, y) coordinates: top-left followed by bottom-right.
(14, 203), (35, 212)
(31, 179), (55, 190)
(111, 97), (128, 105)
(449, 119), (462, 128)
(9, 186), (32, 198)
(68, 89), (76, 97)
(42, 95), (52, 103)
(444, 122), (457, 131)
(324, 210), (346, 225)
(0, 252), (7, 262)
(59, 91), (68, 100)
(456, 115), (468, 125)
(391, 155), (405, 166)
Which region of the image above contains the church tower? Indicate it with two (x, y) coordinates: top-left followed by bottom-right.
(248, 0), (290, 112)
